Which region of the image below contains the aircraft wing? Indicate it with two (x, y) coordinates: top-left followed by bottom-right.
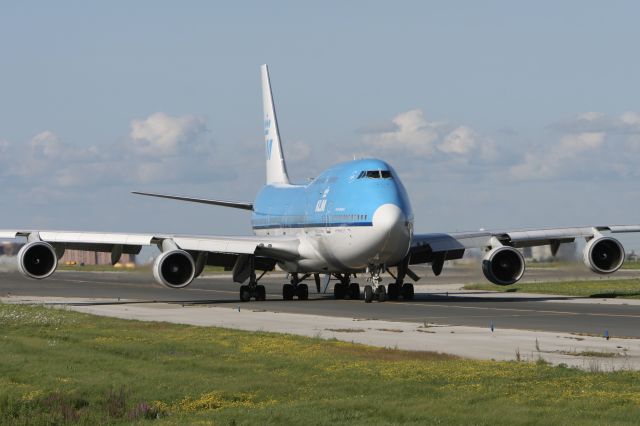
(131, 191), (253, 211)
(0, 229), (300, 282)
(409, 225), (640, 265)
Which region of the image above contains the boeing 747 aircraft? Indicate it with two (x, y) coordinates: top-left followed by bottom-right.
(2, 65), (639, 303)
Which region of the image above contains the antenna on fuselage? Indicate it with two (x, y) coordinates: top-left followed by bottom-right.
(261, 64), (290, 185)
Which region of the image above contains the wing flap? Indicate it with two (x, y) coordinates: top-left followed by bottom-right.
(39, 231), (157, 246)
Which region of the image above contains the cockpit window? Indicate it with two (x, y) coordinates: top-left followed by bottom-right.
(358, 170), (392, 179)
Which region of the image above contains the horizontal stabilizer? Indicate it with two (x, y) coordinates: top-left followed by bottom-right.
(132, 191), (253, 211)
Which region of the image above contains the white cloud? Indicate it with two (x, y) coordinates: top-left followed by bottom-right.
(361, 109), (499, 171)
(29, 131), (62, 159)
(364, 109), (441, 157)
(0, 139), (9, 153)
(552, 111), (640, 134)
(129, 112), (207, 157)
(438, 126), (476, 155)
(510, 132), (605, 179)
(621, 111), (640, 126)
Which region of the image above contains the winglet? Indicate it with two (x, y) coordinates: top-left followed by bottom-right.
(261, 64), (290, 185)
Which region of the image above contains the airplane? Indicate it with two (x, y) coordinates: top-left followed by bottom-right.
(2, 64), (640, 303)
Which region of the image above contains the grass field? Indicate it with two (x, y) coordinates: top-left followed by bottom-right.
(2, 304), (640, 425)
(464, 278), (640, 299)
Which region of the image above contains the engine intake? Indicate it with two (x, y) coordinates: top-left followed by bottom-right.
(153, 249), (195, 288)
(482, 246), (525, 286)
(583, 236), (625, 274)
(17, 241), (58, 279)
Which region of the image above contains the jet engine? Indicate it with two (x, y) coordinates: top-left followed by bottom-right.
(17, 241), (58, 279)
(153, 249), (196, 288)
(482, 246), (525, 286)
(583, 236), (625, 274)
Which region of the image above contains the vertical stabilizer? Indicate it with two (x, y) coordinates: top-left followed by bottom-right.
(261, 64), (290, 185)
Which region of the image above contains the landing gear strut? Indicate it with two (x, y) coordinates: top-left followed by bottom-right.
(238, 256), (266, 302)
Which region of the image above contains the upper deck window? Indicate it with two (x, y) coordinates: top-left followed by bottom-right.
(358, 170), (392, 179)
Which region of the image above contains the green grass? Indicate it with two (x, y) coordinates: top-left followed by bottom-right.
(464, 278), (640, 299)
(2, 304), (640, 424)
(622, 262), (640, 270)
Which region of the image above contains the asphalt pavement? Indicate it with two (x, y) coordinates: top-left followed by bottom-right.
(2, 265), (640, 338)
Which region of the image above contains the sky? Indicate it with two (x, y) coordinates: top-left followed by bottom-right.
(1, 1), (640, 251)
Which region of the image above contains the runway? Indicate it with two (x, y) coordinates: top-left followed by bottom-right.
(2, 265), (640, 338)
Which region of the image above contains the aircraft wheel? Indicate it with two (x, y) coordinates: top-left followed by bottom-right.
(283, 284), (295, 300)
(364, 285), (374, 303)
(377, 285), (387, 302)
(334, 283), (346, 300)
(240, 285), (251, 302)
(297, 284), (309, 300)
(256, 285), (266, 301)
(348, 283), (361, 300)
(401, 283), (414, 300)
(387, 283), (399, 300)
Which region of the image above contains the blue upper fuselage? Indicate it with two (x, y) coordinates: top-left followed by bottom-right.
(251, 159), (413, 231)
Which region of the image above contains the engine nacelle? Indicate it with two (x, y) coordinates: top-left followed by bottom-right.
(153, 249), (196, 288)
(583, 236), (625, 274)
(17, 241), (58, 279)
(482, 246), (525, 286)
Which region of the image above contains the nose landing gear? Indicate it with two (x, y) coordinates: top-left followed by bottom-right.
(364, 262), (415, 303)
(364, 265), (388, 303)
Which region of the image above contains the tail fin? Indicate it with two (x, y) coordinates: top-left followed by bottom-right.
(261, 64), (290, 185)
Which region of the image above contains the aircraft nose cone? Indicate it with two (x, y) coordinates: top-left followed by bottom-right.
(370, 203), (411, 264)
(372, 204), (405, 234)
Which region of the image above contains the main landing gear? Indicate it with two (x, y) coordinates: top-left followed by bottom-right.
(239, 256), (266, 302)
(332, 273), (360, 300)
(283, 273), (309, 301)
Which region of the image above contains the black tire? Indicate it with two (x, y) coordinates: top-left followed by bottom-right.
(387, 283), (399, 300)
(240, 285), (251, 302)
(334, 283), (346, 300)
(364, 285), (373, 303)
(283, 284), (295, 300)
(377, 285), (386, 302)
(256, 285), (266, 301)
(297, 284), (309, 300)
(401, 283), (414, 300)
(348, 283), (361, 300)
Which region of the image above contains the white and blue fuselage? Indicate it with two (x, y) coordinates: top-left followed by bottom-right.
(251, 158), (414, 274)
